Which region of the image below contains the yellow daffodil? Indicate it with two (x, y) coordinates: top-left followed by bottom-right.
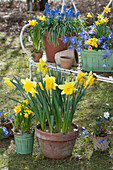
(28, 20), (37, 26)
(14, 105), (21, 114)
(83, 71), (95, 88)
(37, 15), (46, 21)
(88, 46), (92, 51)
(20, 113), (22, 116)
(27, 110), (32, 115)
(39, 82), (44, 90)
(4, 77), (15, 87)
(36, 58), (47, 75)
(97, 14), (102, 19)
(21, 78), (37, 92)
(30, 88), (37, 97)
(104, 17), (109, 23)
(104, 6), (111, 14)
(58, 81), (77, 95)
(95, 21), (100, 26)
(24, 113), (28, 118)
(23, 99), (29, 105)
(87, 13), (92, 17)
(43, 75), (57, 90)
(99, 18), (104, 24)
(75, 71), (87, 83)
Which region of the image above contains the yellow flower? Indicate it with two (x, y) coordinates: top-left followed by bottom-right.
(39, 82), (44, 90)
(97, 14), (102, 19)
(93, 38), (98, 43)
(75, 71), (87, 83)
(4, 78), (15, 87)
(104, 17), (109, 23)
(87, 13), (92, 17)
(58, 81), (77, 95)
(27, 110), (32, 115)
(83, 71), (95, 88)
(43, 75), (57, 90)
(23, 99), (29, 105)
(24, 113), (28, 118)
(14, 105), (21, 114)
(104, 6), (111, 14)
(88, 46), (92, 51)
(37, 15), (46, 21)
(28, 20), (37, 26)
(20, 113), (22, 116)
(30, 88), (37, 97)
(95, 21), (100, 26)
(21, 78), (37, 92)
(99, 18), (104, 24)
(91, 28), (95, 31)
(36, 58), (47, 75)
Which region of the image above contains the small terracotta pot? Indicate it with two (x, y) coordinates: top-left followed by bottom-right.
(91, 132), (112, 151)
(35, 123), (79, 159)
(60, 56), (73, 69)
(32, 53), (43, 62)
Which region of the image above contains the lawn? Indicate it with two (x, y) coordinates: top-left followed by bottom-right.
(0, 32), (113, 170)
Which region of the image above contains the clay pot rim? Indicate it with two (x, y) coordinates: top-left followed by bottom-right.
(36, 123), (79, 136)
(91, 132), (113, 138)
(60, 56), (73, 60)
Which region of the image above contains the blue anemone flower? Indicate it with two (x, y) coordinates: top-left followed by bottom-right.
(62, 36), (68, 43)
(2, 127), (8, 134)
(101, 43), (108, 49)
(81, 127), (85, 131)
(98, 38), (103, 44)
(98, 115), (103, 119)
(70, 36), (76, 43)
(100, 35), (105, 39)
(108, 153), (113, 158)
(102, 63), (107, 67)
(99, 139), (104, 144)
(85, 43), (89, 49)
(96, 121), (101, 124)
(68, 44), (75, 50)
(77, 46), (82, 52)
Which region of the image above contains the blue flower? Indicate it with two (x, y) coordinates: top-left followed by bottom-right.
(61, 12), (65, 17)
(76, 11), (80, 18)
(99, 139), (104, 144)
(70, 36), (76, 43)
(45, 3), (48, 10)
(100, 35), (105, 40)
(2, 127), (8, 134)
(47, 20), (50, 25)
(82, 131), (89, 137)
(62, 36), (68, 43)
(0, 111), (1, 115)
(102, 63), (107, 67)
(43, 9), (47, 16)
(58, 12), (61, 16)
(63, 4), (67, 12)
(50, 9), (56, 17)
(77, 46), (82, 52)
(96, 121), (101, 124)
(63, 19), (66, 23)
(56, 5), (60, 13)
(72, 12), (75, 17)
(77, 41), (82, 46)
(104, 49), (112, 56)
(111, 117), (113, 121)
(8, 114), (11, 119)
(101, 43), (108, 49)
(81, 35), (88, 41)
(88, 30), (96, 35)
(108, 153), (113, 158)
(4, 131), (8, 136)
(33, 16), (38, 21)
(2, 109), (4, 111)
(98, 38), (103, 44)
(81, 127), (85, 131)
(57, 16), (61, 20)
(68, 44), (75, 50)
(85, 43), (89, 49)
(98, 114), (103, 119)
(69, 16), (72, 21)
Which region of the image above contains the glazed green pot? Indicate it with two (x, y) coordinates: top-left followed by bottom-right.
(14, 131), (34, 154)
(80, 50), (113, 72)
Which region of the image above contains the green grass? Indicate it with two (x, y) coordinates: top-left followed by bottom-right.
(0, 32), (113, 169)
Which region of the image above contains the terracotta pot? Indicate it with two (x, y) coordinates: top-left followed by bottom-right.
(43, 32), (68, 63)
(60, 56), (73, 69)
(35, 123), (79, 159)
(32, 53), (43, 62)
(92, 132), (112, 151)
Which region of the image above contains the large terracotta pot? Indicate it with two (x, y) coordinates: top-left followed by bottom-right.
(43, 32), (68, 63)
(35, 123), (79, 159)
(92, 132), (112, 151)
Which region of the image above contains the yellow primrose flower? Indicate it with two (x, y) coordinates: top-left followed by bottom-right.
(88, 46), (92, 51)
(43, 75), (57, 90)
(99, 18), (104, 24)
(23, 99), (29, 105)
(93, 38), (98, 43)
(28, 20), (37, 26)
(87, 13), (92, 17)
(75, 71), (87, 83)
(4, 78), (15, 87)
(24, 113), (28, 118)
(104, 6), (111, 14)
(95, 21), (100, 26)
(104, 17), (109, 23)
(14, 105), (21, 114)
(58, 81), (77, 95)
(39, 82), (44, 91)
(21, 78), (37, 92)
(36, 58), (47, 75)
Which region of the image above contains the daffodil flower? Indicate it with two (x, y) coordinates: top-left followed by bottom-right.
(36, 58), (47, 75)
(104, 6), (111, 14)
(43, 75), (57, 90)
(58, 81), (77, 95)
(14, 105), (22, 114)
(75, 71), (87, 83)
(87, 13), (92, 18)
(28, 20), (37, 26)
(4, 77), (15, 87)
